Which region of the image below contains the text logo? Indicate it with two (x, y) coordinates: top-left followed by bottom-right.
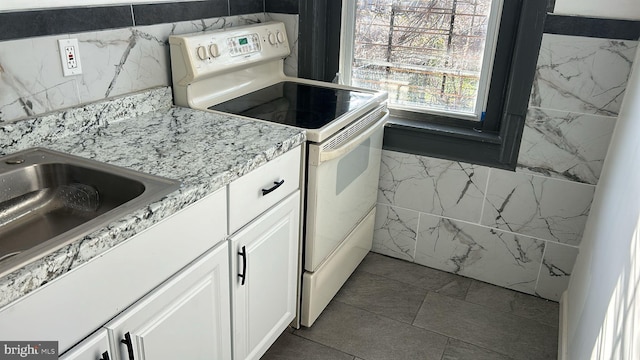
(0, 342), (58, 359)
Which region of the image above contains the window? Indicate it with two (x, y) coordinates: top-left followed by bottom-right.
(298, 0), (547, 170)
(341, 0), (503, 120)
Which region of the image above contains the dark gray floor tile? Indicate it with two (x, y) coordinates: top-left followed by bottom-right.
(261, 331), (354, 360)
(442, 338), (513, 360)
(413, 292), (558, 360)
(465, 281), (560, 327)
(296, 301), (448, 360)
(357, 253), (472, 299)
(334, 270), (427, 323)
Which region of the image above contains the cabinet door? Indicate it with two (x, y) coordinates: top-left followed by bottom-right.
(105, 242), (231, 360)
(60, 329), (111, 360)
(230, 191), (300, 360)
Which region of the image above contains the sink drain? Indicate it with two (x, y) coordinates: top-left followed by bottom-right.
(57, 183), (100, 212)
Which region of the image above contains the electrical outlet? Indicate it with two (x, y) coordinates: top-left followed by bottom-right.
(58, 39), (82, 76)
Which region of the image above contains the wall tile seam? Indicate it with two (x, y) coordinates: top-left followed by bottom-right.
(72, 79), (83, 106)
(513, 167), (602, 187)
(377, 201), (581, 249)
(509, 168), (600, 187)
(533, 241), (549, 294)
(479, 166), (492, 223)
(411, 210), (421, 260)
(526, 105), (620, 122)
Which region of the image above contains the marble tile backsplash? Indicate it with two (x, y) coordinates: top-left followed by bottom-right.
(517, 108), (616, 184)
(536, 242), (579, 301)
(482, 170), (595, 246)
(378, 152), (489, 223)
(0, 13), (299, 123)
(374, 151), (588, 300)
(373, 203), (420, 261)
(530, 34), (637, 116)
(415, 214), (545, 294)
(373, 34), (637, 302)
(0, 34), (81, 121)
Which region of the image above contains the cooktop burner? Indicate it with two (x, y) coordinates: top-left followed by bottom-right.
(208, 81), (374, 129)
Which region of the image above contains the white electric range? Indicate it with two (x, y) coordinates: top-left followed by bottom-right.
(169, 21), (388, 327)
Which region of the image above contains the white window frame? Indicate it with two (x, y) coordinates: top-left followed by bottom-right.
(339, 0), (505, 121)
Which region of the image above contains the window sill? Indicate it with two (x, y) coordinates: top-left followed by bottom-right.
(387, 116), (503, 144)
(382, 115), (518, 171)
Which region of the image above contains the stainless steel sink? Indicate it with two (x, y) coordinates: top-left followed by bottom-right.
(0, 148), (180, 277)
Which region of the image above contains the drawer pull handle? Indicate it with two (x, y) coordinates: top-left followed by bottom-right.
(99, 351), (111, 360)
(238, 245), (247, 286)
(262, 179), (285, 196)
(120, 332), (135, 360)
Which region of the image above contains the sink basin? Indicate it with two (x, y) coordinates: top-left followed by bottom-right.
(0, 148), (180, 277)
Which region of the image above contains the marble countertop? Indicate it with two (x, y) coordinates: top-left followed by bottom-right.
(0, 87), (305, 309)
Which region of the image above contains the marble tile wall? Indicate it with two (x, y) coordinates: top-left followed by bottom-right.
(373, 34), (638, 302)
(0, 13), (299, 123)
(522, 34), (637, 184)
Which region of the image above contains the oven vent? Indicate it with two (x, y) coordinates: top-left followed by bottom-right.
(321, 104), (387, 151)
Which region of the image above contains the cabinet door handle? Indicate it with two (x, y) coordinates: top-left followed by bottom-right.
(238, 245), (247, 286)
(261, 179), (285, 196)
(99, 351), (111, 360)
(120, 332), (135, 360)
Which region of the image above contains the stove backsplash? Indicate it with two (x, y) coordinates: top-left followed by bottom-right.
(0, 12), (299, 123)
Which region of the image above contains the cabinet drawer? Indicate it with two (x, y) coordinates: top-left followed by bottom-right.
(228, 146), (301, 234)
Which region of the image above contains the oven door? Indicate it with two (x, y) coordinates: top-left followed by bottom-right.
(304, 112), (387, 272)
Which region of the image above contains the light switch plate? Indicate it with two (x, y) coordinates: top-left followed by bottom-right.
(58, 38), (82, 76)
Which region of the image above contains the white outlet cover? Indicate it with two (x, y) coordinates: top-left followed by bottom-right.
(58, 38), (82, 76)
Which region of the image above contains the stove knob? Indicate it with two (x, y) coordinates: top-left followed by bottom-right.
(196, 46), (208, 60)
(209, 44), (219, 58)
(268, 33), (277, 45)
(276, 31), (286, 44)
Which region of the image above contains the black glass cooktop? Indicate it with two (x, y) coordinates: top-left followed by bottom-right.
(208, 81), (374, 129)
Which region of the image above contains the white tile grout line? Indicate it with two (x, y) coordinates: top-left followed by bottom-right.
(412, 212), (421, 261)
(478, 167), (491, 224)
(514, 169), (600, 187)
(375, 201), (580, 249)
(533, 242), (548, 295)
(527, 105), (619, 121)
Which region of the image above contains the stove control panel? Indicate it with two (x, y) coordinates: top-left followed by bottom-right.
(227, 33), (261, 57)
(169, 21), (290, 85)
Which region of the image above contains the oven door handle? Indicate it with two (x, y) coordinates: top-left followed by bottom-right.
(318, 114), (387, 164)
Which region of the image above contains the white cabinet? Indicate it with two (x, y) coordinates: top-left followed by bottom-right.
(60, 329), (110, 360)
(61, 242), (231, 360)
(0, 189), (228, 354)
(104, 241), (231, 360)
(229, 192), (300, 360)
(228, 147), (301, 234)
